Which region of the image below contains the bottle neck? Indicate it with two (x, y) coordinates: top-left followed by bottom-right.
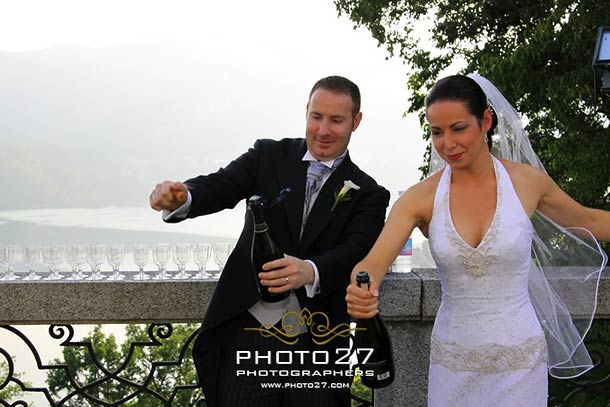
(250, 205), (269, 233)
(254, 222), (269, 233)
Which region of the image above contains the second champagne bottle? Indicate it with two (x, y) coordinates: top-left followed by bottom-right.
(353, 271), (395, 388)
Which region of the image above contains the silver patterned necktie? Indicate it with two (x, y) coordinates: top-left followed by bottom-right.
(302, 161), (333, 234)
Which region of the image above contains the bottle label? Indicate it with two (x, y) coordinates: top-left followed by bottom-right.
(377, 371), (391, 381)
(393, 237), (412, 273)
(399, 237), (412, 256)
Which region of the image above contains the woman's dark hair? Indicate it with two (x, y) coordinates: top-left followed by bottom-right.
(425, 75), (498, 150)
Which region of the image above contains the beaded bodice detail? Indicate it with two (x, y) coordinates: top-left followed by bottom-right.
(428, 156), (546, 373)
(440, 168), (501, 277)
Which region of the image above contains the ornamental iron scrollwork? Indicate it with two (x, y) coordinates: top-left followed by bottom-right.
(0, 324), (374, 406)
(0, 324), (205, 406)
(351, 391), (374, 407)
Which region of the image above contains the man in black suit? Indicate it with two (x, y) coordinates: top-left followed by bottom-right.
(150, 76), (389, 406)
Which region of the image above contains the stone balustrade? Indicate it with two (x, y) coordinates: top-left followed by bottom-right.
(1, 268), (609, 406)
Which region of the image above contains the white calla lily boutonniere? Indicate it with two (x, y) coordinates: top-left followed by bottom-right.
(331, 180), (360, 211)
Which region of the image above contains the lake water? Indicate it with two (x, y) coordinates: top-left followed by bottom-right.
(0, 205), (437, 273)
(0, 205), (245, 245)
(0, 205), (246, 273)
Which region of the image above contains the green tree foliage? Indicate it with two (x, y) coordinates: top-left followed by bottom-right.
(335, 0), (610, 211)
(350, 374), (372, 406)
(45, 324), (203, 406)
(0, 357), (30, 403)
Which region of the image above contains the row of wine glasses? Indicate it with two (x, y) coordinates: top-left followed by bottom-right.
(0, 242), (235, 282)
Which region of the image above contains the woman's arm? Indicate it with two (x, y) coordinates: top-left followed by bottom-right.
(535, 169), (610, 241)
(346, 176), (437, 319)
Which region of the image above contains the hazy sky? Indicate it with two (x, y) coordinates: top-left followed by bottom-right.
(0, 0), (429, 211)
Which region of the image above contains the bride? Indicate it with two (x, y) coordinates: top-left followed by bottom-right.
(346, 74), (610, 406)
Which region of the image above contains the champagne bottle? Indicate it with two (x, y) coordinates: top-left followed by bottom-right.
(248, 195), (289, 303)
(353, 271), (395, 388)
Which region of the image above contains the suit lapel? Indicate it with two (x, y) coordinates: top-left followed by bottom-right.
(278, 141), (308, 245)
(299, 155), (355, 253)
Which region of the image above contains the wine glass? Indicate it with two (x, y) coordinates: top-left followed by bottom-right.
(66, 245), (86, 280)
(192, 243), (211, 279)
(212, 242), (232, 279)
(86, 245), (106, 280)
(152, 243), (170, 280)
(107, 244), (125, 280)
(0, 245), (18, 281)
(41, 245), (53, 280)
(172, 243), (191, 279)
(132, 244), (150, 280)
(23, 246), (42, 281)
(42, 245), (65, 280)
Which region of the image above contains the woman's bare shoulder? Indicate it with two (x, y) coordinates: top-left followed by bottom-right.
(409, 170), (443, 194)
(498, 158), (547, 183)
(497, 158), (551, 208)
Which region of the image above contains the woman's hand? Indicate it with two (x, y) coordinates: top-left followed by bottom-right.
(346, 275), (380, 319)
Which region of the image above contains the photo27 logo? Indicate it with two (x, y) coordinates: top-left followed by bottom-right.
(244, 308), (364, 345)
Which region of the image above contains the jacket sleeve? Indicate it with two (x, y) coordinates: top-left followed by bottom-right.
(182, 139), (264, 219)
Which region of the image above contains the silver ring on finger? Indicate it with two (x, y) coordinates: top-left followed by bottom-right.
(285, 277), (289, 284)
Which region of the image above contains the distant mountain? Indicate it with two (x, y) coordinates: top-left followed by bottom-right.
(0, 42), (300, 209)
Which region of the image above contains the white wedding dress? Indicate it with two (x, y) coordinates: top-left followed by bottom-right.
(427, 156), (548, 406)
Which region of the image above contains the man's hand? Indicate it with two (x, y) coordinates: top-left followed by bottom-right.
(150, 181), (188, 212)
(346, 274), (380, 319)
(259, 254), (314, 293)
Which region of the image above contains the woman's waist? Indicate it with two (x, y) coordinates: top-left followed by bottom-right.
(439, 289), (531, 309)
(432, 314), (544, 341)
(434, 298), (541, 338)
(430, 333), (548, 373)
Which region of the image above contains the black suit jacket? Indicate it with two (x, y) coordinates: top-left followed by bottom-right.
(178, 138), (389, 405)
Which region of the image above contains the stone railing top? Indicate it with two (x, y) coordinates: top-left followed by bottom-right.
(1, 268), (608, 324)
